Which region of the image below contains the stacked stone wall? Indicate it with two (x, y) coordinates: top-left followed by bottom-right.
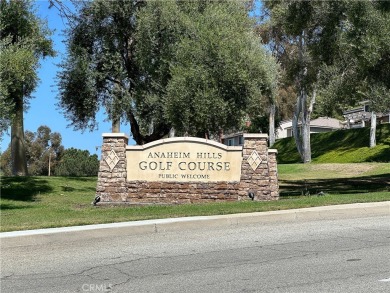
(96, 134), (128, 202)
(239, 134), (279, 200)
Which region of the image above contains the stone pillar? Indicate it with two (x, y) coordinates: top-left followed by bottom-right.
(268, 149), (279, 199)
(240, 134), (279, 200)
(96, 133), (128, 202)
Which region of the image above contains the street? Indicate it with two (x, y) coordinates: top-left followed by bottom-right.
(1, 214), (389, 293)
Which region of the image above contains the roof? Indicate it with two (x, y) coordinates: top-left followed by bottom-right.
(310, 117), (342, 129)
(284, 117), (342, 130)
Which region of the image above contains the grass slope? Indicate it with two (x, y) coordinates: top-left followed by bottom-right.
(1, 163), (389, 232)
(273, 123), (390, 163)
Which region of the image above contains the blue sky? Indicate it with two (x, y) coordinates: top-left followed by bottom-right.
(0, 1), (133, 157)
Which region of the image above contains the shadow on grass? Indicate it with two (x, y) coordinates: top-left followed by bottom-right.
(280, 173), (390, 196)
(61, 185), (75, 192)
(61, 177), (97, 181)
(60, 186), (96, 193)
(1, 177), (53, 201)
(0, 203), (34, 210)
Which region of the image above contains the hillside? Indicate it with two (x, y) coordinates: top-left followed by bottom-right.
(273, 123), (390, 164)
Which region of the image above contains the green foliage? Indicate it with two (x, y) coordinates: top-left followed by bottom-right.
(314, 1), (390, 115)
(57, 0), (278, 143)
(1, 125), (64, 176)
(0, 148), (11, 176)
(245, 115), (269, 134)
(57, 0), (136, 133)
(264, 1), (389, 161)
(1, 125), (98, 177)
(274, 124), (390, 163)
(55, 148), (99, 177)
(0, 0), (55, 134)
(162, 2), (278, 137)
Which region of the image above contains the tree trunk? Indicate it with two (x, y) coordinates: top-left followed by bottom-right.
(302, 77), (317, 164)
(11, 92), (28, 176)
(294, 30), (314, 164)
(269, 103), (276, 147)
(48, 151), (51, 176)
(112, 116), (120, 133)
(169, 128), (175, 138)
(293, 33), (305, 161)
(370, 112), (376, 148)
(301, 88), (311, 163)
(292, 92), (303, 159)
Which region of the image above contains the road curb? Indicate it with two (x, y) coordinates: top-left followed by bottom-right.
(1, 201), (389, 245)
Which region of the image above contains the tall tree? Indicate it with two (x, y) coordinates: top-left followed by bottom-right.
(263, 1), (355, 162)
(0, 0), (55, 175)
(256, 10), (297, 145)
(57, 0), (278, 144)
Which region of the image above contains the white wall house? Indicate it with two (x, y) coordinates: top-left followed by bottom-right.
(222, 117), (343, 145)
(276, 117), (342, 139)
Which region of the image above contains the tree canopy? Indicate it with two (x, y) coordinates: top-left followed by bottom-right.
(316, 1), (390, 114)
(57, 0), (278, 144)
(54, 148), (99, 177)
(1, 125), (64, 176)
(0, 0), (55, 175)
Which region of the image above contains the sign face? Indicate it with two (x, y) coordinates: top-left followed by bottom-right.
(126, 137), (243, 182)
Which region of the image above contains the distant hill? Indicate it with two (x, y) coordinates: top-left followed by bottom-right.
(273, 123), (390, 163)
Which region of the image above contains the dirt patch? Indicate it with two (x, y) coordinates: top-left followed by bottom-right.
(308, 163), (377, 177)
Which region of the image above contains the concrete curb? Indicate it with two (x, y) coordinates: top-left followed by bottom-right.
(1, 201), (389, 245)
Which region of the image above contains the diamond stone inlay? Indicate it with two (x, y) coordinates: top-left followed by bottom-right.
(105, 149), (120, 172)
(247, 150), (262, 171)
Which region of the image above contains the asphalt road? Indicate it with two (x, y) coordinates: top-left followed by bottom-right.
(1, 212), (390, 293)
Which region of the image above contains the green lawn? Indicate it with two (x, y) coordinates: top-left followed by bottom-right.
(1, 163), (389, 232)
(273, 123), (390, 163)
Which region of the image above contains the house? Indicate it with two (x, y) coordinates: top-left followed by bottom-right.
(221, 132), (245, 146)
(222, 116), (343, 145)
(342, 100), (390, 129)
(276, 117), (342, 139)
(276, 120), (293, 139)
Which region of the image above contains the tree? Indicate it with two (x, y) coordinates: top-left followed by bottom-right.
(1, 125), (64, 176)
(57, 0), (278, 144)
(263, 1), (359, 162)
(256, 9), (298, 145)
(57, 0), (146, 143)
(0, 148), (11, 176)
(316, 1), (390, 148)
(55, 148), (99, 177)
(159, 2), (278, 139)
(0, 0), (55, 175)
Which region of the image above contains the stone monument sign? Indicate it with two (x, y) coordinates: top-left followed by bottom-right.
(96, 133), (279, 204)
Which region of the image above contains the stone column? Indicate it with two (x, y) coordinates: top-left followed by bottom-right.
(96, 133), (128, 203)
(240, 134), (279, 200)
(268, 149), (279, 199)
